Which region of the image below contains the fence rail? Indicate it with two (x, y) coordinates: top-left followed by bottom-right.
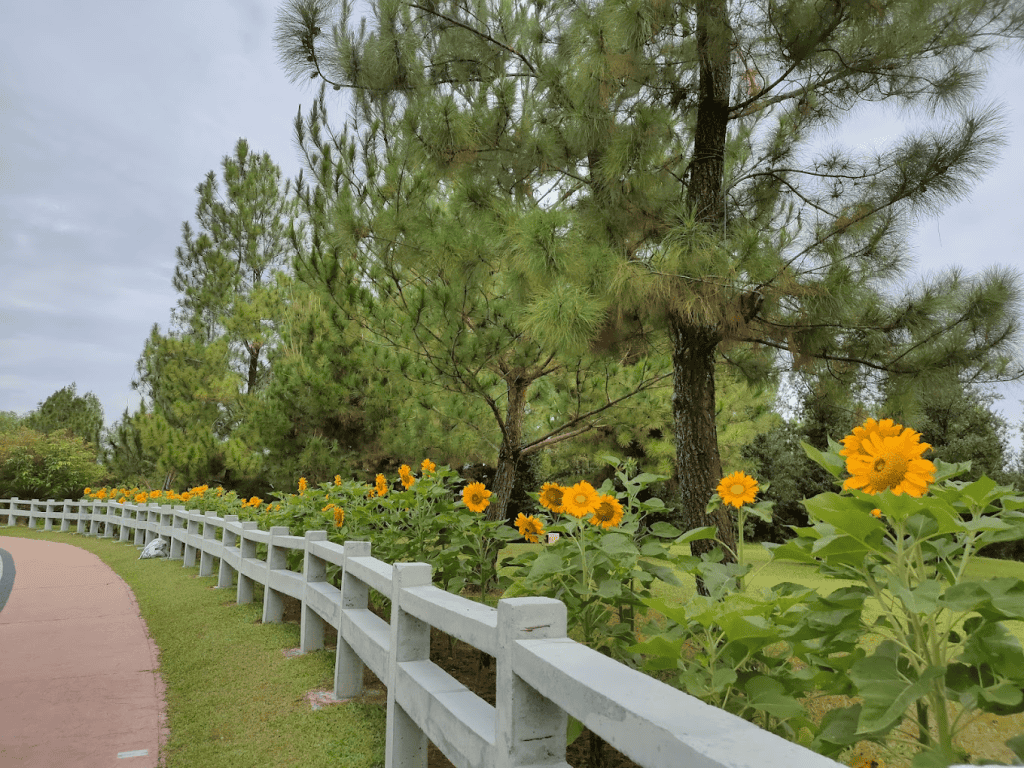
(1, 496), (841, 768)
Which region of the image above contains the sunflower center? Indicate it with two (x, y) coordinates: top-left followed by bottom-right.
(574, 493), (588, 505)
(730, 483), (746, 496)
(871, 452), (909, 489)
(594, 504), (614, 521)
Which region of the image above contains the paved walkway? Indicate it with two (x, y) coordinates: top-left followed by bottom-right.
(0, 536), (167, 767)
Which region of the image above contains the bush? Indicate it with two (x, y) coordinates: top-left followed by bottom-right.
(0, 427), (104, 500)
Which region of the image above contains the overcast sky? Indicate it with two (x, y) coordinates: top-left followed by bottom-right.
(2, 2), (1023, 443)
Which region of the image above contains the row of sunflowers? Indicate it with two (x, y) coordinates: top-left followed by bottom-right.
(79, 418), (1024, 767)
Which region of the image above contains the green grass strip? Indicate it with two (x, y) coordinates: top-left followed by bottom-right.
(0, 526), (385, 768)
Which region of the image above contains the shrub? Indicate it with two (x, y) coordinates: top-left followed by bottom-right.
(0, 427), (104, 501)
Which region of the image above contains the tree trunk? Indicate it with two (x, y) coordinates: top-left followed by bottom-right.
(686, 0), (731, 225)
(674, 0), (736, 593)
(487, 371), (530, 522)
(669, 319), (737, 584)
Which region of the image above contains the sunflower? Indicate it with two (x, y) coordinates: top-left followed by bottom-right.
(298, 477), (308, 493)
(374, 474), (388, 497)
(323, 503), (345, 528)
(840, 418), (904, 458)
(514, 513), (545, 543)
(462, 482), (492, 513)
(589, 495), (624, 529)
(843, 428), (935, 497)
(421, 458), (436, 474)
(562, 481), (599, 518)
(717, 471), (758, 508)
(399, 464), (415, 489)
(871, 508), (882, 518)
(334, 475), (342, 486)
(134, 493), (148, 505)
(538, 483), (566, 514)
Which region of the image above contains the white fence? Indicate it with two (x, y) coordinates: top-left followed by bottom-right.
(1, 497), (841, 768)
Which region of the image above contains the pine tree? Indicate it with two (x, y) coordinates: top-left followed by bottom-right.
(276, 0), (1024, 555)
(172, 138), (298, 394)
(24, 383), (104, 449)
(286, 87), (674, 521)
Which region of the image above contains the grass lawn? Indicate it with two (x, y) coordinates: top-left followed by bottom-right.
(0, 525), (385, 768)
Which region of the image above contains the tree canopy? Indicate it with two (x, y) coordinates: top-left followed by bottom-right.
(276, 0), (1024, 561)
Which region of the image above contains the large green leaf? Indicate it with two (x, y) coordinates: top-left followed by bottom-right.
(803, 493), (886, 550)
(744, 676), (806, 720)
(849, 642), (946, 734)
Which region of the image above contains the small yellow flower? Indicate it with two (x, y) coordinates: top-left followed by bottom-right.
(462, 482), (492, 513)
(399, 464), (415, 490)
(717, 471), (759, 508)
(375, 474), (388, 497)
(334, 475), (342, 486)
(589, 495), (624, 529)
(871, 508), (882, 518)
(333, 506), (345, 527)
(83, 487), (92, 495)
(148, 490), (161, 499)
(248, 497), (262, 508)
(421, 458), (436, 474)
(298, 477), (308, 493)
(538, 483), (565, 514)
(514, 513), (545, 543)
(562, 481), (599, 518)
(180, 491), (191, 502)
(134, 493), (148, 504)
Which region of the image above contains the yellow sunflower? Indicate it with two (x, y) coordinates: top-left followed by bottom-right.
(334, 475), (342, 486)
(374, 474), (388, 497)
(421, 458), (436, 474)
(562, 481), (599, 518)
(298, 477), (308, 493)
(843, 429), (935, 496)
(514, 513), (545, 543)
(462, 482), (492, 513)
(538, 483), (566, 514)
(840, 418), (904, 458)
(589, 495), (624, 529)
(399, 464), (415, 489)
(717, 471), (758, 508)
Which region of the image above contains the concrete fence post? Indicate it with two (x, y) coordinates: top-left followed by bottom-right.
(385, 561), (432, 768)
(43, 500), (56, 531)
(101, 502), (116, 538)
(28, 500), (40, 530)
(336, 540), (371, 698)
(236, 521), (259, 605)
(120, 505), (133, 542)
(61, 500), (72, 532)
(169, 508), (186, 559)
(199, 512), (218, 577)
(88, 500), (101, 537)
(218, 515), (240, 589)
(6, 498), (16, 527)
(77, 500), (89, 534)
(301, 530), (329, 653)
(495, 598), (570, 768)
(262, 526), (291, 624)
(184, 512), (200, 568)
(133, 506), (147, 546)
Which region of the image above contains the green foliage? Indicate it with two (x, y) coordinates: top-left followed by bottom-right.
(0, 426), (104, 500)
(276, 0), (1024, 560)
(504, 459), (695, 661)
(0, 411), (24, 434)
(771, 448), (1024, 765)
(24, 383), (103, 450)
